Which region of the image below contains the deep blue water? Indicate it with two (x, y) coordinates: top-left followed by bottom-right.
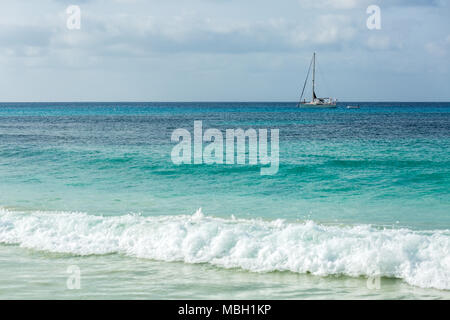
(0, 102), (448, 227)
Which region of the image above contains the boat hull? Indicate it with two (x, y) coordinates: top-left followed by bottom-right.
(299, 103), (337, 108)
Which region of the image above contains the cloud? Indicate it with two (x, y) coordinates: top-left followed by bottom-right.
(366, 35), (391, 50)
(299, 0), (366, 9)
(425, 35), (450, 57)
(0, 0), (448, 101)
(0, 11), (361, 64)
(300, 0), (446, 9)
(0, 0), (445, 62)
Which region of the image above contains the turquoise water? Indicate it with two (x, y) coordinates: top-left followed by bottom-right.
(0, 102), (449, 299)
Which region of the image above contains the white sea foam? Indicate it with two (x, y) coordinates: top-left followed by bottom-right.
(0, 207), (449, 290)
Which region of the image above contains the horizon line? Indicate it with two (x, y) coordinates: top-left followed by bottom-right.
(0, 100), (449, 104)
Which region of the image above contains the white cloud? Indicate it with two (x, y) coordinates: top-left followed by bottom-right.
(299, 0), (369, 9)
(314, 15), (356, 44)
(0, 0), (448, 101)
(366, 35), (391, 50)
(424, 34), (450, 57)
(425, 41), (447, 57)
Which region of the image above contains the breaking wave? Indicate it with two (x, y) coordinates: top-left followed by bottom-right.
(0, 207), (449, 290)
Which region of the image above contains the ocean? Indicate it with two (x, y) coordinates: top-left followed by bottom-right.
(0, 102), (449, 299)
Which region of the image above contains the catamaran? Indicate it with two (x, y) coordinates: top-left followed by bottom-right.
(297, 52), (337, 108)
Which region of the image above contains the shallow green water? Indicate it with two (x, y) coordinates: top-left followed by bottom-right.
(0, 102), (449, 298)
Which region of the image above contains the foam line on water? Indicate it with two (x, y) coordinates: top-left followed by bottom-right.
(0, 207), (449, 290)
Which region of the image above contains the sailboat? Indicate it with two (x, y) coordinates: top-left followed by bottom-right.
(297, 52), (337, 108)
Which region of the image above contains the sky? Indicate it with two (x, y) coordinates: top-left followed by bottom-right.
(0, 0), (449, 102)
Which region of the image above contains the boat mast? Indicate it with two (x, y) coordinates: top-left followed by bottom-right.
(312, 52), (316, 101)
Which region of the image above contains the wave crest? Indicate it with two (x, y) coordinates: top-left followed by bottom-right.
(0, 207), (449, 290)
